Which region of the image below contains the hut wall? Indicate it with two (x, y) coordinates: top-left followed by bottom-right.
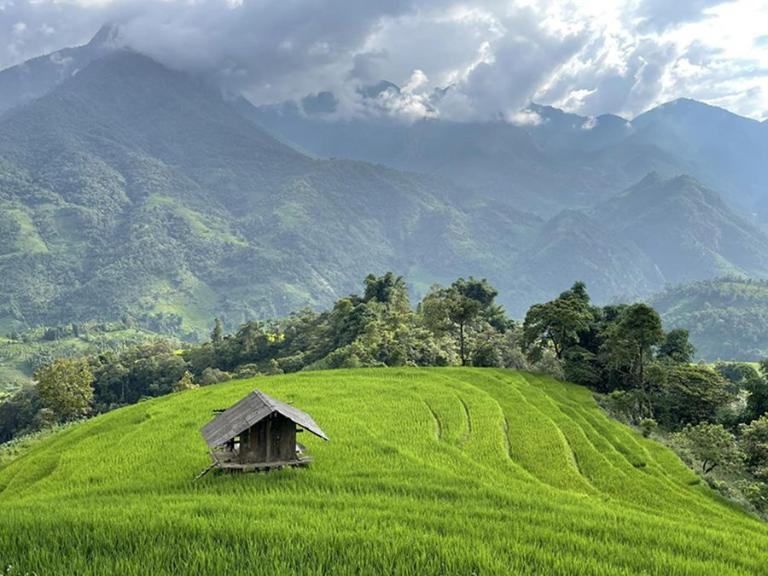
(239, 414), (297, 464)
(272, 415), (297, 461)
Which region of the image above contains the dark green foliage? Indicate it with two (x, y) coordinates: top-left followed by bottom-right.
(673, 423), (744, 474)
(521, 286), (740, 432)
(740, 416), (768, 481)
(421, 277), (505, 366)
(746, 378), (768, 423)
(658, 329), (695, 363)
(563, 346), (601, 388)
(522, 282), (594, 361)
(210, 318), (224, 345)
(34, 358), (94, 422)
(90, 341), (187, 408)
(653, 365), (732, 429)
(639, 418), (658, 438)
(601, 304), (664, 412)
(652, 277), (768, 361)
(0, 386), (42, 442)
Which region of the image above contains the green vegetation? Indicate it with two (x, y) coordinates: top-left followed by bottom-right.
(0, 321), (169, 394)
(0, 368), (767, 575)
(2, 49), (768, 339)
(652, 277), (768, 361)
(35, 358), (95, 423)
(4, 272), (768, 518)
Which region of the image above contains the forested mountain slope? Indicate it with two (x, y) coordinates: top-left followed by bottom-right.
(0, 50), (507, 332)
(652, 278), (768, 361)
(595, 173), (768, 284)
(0, 369), (766, 575)
(1, 40), (766, 332)
(252, 95), (768, 221)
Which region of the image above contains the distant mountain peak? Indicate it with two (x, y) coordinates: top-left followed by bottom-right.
(88, 23), (123, 48)
(635, 171), (664, 186)
(635, 97), (751, 124)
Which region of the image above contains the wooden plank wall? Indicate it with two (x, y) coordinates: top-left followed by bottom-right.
(239, 414), (297, 464)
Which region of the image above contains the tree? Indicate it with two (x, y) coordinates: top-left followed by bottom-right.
(421, 278), (503, 366)
(655, 365), (731, 428)
(739, 360), (768, 422)
(658, 329), (695, 363)
(0, 386), (42, 442)
(35, 358), (94, 422)
(563, 346), (601, 387)
(446, 290), (481, 366)
(673, 422), (743, 474)
(211, 318), (224, 344)
(603, 304), (664, 391)
(363, 272), (409, 312)
(173, 371), (197, 392)
(740, 415), (768, 481)
(522, 283), (594, 361)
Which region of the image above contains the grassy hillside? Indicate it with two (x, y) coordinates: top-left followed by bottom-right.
(0, 368), (766, 575)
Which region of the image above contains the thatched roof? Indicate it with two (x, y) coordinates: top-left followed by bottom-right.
(201, 389), (328, 447)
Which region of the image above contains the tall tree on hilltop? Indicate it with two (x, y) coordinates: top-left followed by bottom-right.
(363, 272), (410, 312)
(422, 277), (504, 366)
(211, 318), (224, 345)
(603, 303), (664, 415)
(522, 282), (594, 361)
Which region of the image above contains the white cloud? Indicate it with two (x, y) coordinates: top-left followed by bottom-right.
(0, 0), (765, 120)
(508, 109), (544, 126)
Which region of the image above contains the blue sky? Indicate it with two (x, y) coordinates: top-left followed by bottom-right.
(1, 0), (766, 120)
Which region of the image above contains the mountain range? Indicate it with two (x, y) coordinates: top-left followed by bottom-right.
(0, 26), (767, 336)
(251, 92), (768, 221)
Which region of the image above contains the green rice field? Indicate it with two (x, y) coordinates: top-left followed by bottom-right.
(0, 368), (766, 575)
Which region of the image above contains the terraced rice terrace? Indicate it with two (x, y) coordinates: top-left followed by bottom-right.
(0, 368), (766, 575)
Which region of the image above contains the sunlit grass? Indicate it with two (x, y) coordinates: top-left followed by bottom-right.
(0, 368), (766, 575)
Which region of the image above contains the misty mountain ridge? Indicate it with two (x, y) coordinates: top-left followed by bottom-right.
(2, 27), (764, 219)
(251, 88), (768, 220)
(0, 32), (766, 334)
(3, 27), (765, 219)
(0, 24), (123, 117)
(0, 49), (520, 332)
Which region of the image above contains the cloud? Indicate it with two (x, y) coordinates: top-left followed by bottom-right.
(635, 0), (736, 31)
(0, 0), (765, 121)
(508, 109), (545, 126)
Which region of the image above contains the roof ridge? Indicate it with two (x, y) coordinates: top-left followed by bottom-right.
(201, 388), (329, 446)
(252, 389), (275, 408)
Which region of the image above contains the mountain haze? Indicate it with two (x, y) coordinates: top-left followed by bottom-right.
(0, 30), (767, 334)
(596, 173), (768, 284)
(0, 24), (121, 117)
(252, 91), (768, 221)
(0, 50), (488, 332)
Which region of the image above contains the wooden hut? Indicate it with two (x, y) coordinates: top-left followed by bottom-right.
(201, 389), (328, 472)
